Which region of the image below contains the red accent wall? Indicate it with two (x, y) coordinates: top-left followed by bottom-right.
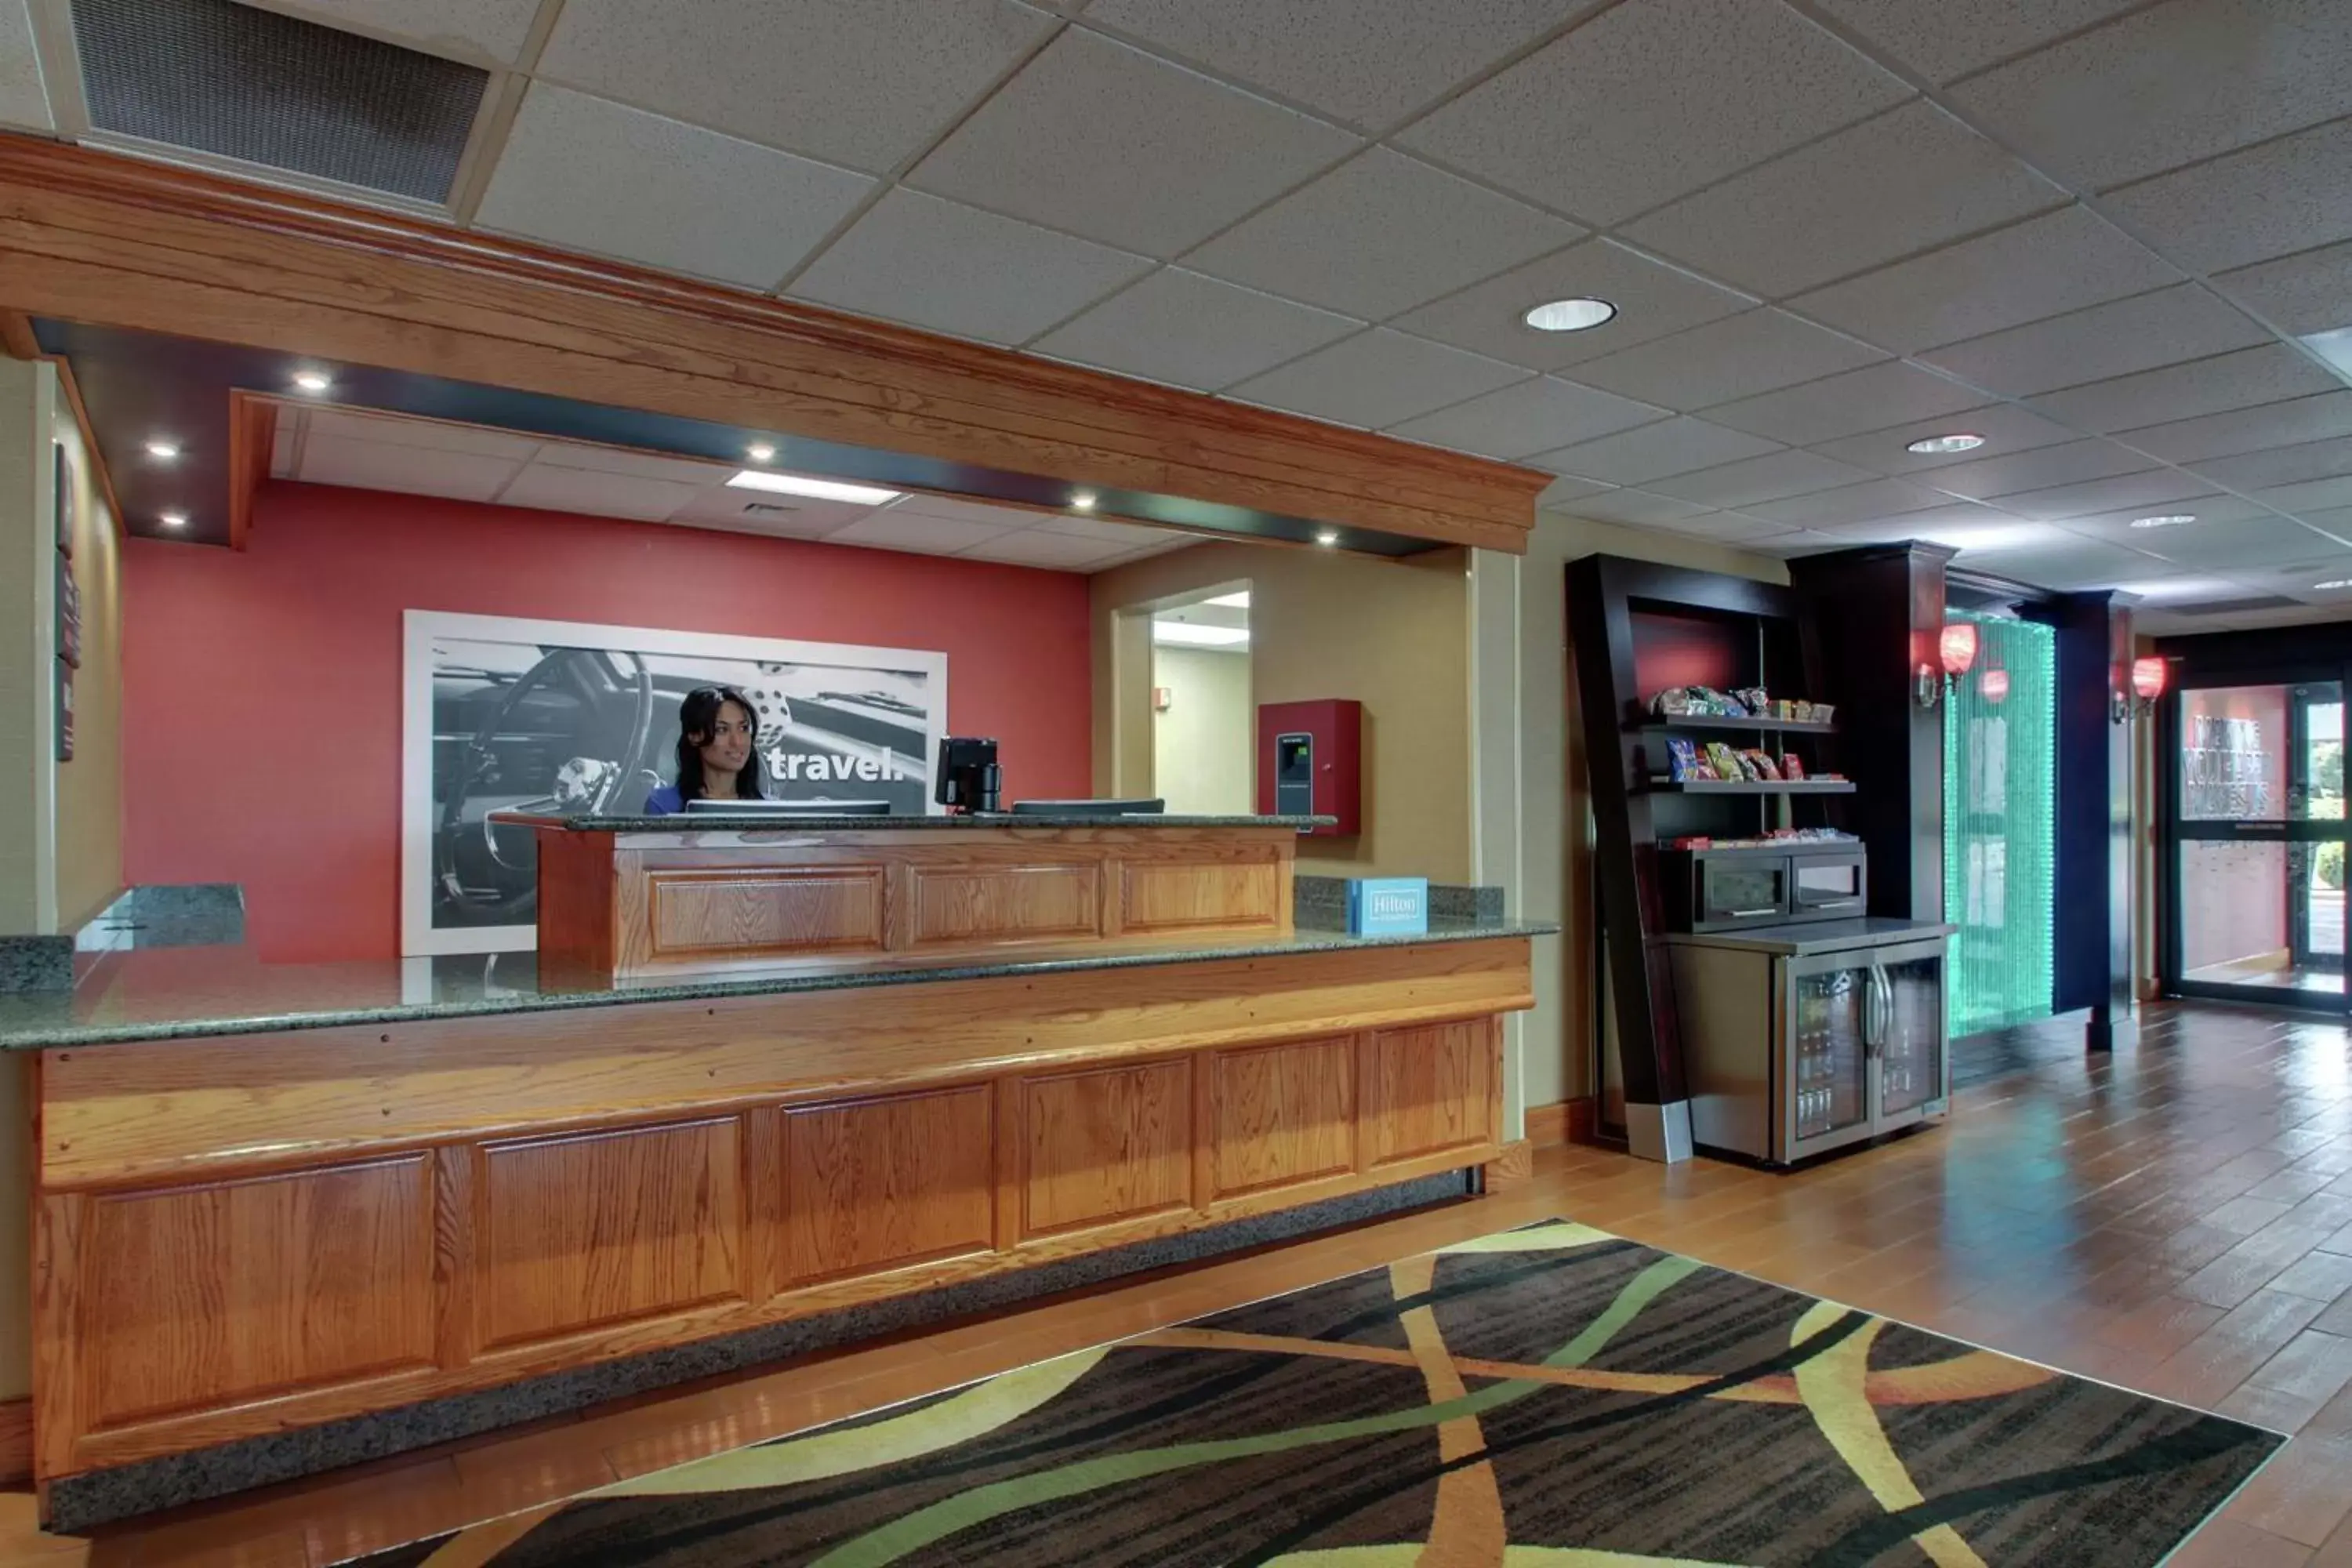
(122, 482), (1095, 961)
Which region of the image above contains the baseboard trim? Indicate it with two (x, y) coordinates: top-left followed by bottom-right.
(1525, 1098), (1597, 1148)
(1483, 1139), (1534, 1189)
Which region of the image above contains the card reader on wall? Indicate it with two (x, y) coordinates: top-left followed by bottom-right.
(1255, 699), (1360, 836)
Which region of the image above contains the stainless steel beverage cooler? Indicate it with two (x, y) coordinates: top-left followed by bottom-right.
(1665, 918), (1955, 1165)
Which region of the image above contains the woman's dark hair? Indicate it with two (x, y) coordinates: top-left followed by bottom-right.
(673, 685), (766, 803)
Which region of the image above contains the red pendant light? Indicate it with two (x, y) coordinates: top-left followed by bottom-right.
(1939, 622), (1979, 677)
(2132, 655), (2168, 702)
(1980, 668), (2010, 705)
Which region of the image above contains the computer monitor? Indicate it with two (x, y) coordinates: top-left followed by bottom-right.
(684, 798), (892, 816)
(1008, 798), (1166, 816)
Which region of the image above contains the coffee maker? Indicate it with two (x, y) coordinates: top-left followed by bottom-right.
(933, 736), (1001, 815)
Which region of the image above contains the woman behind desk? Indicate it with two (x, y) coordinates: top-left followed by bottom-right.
(644, 685), (765, 815)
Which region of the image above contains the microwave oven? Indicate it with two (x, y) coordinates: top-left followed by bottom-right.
(1657, 844), (1867, 933)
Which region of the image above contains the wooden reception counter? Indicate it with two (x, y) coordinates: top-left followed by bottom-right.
(5, 815), (1546, 1524)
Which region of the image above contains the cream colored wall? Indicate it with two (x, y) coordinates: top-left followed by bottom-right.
(1093, 542), (1472, 883)
(0, 358), (49, 935)
(1151, 644), (1253, 815)
(1518, 512), (1789, 1112)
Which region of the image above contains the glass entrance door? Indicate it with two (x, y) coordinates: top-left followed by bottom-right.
(2168, 676), (2350, 1009)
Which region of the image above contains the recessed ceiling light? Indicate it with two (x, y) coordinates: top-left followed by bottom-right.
(1314, 528), (1340, 547)
(1203, 590), (1250, 609)
(144, 439), (182, 460)
(1153, 622), (1250, 648)
(291, 369), (332, 394)
(2316, 579), (2352, 591)
(2129, 514), (2198, 529)
(1906, 433), (1985, 455)
(1523, 298), (1617, 332)
(726, 470), (902, 505)
(745, 442), (776, 463)
(1069, 490), (1098, 511)
(159, 511), (188, 528)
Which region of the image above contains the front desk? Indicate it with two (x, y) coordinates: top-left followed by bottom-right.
(4, 815), (1544, 1526)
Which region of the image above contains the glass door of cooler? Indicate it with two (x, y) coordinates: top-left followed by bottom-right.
(1871, 942), (1950, 1124)
(1783, 960), (1874, 1159)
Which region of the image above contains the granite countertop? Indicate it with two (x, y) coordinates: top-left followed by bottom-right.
(1660, 916), (1956, 956)
(499, 811), (1335, 832)
(0, 918), (1559, 1051)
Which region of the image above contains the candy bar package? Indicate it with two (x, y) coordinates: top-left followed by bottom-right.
(1780, 753), (1806, 780)
(1704, 742), (1745, 779)
(1744, 749), (1781, 780)
(1733, 688), (1769, 715)
(1666, 737), (1704, 781)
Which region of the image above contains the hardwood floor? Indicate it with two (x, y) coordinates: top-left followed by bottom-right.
(9, 999), (2350, 1566)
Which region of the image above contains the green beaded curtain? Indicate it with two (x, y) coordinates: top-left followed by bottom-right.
(1943, 610), (2056, 1036)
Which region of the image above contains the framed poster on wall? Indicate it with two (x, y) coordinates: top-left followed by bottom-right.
(55, 663), (73, 763)
(401, 609), (949, 956)
(52, 442), (71, 554)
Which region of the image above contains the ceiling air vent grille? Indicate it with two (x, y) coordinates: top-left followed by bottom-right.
(71, 0), (488, 203)
(2175, 595), (2303, 615)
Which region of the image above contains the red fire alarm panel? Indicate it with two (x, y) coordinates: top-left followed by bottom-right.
(1257, 699), (1361, 837)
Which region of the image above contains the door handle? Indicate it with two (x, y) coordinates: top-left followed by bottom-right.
(1726, 907), (1779, 918)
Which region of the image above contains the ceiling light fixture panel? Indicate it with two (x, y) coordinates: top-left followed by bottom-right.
(1906, 432), (1985, 455)
(1523, 298), (1618, 332)
(2129, 514), (2197, 528)
(726, 470), (902, 505)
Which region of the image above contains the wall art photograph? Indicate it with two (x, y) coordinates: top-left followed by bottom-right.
(401, 609), (947, 956)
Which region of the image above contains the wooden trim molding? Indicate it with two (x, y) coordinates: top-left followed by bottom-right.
(0, 138), (1546, 555)
(0, 1396), (27, 1484)
(1524, 1098), (1598, 1148)
(225, 391), (275, 551)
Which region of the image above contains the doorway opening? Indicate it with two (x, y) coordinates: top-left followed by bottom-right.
(1149, 586), (1252, 815)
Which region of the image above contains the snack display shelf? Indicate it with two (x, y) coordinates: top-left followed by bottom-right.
(1642, 779), (1857, 795)
(1635, 715), (1838, 735)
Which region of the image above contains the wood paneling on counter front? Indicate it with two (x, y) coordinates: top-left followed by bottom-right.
(0, 141), (1545, 554)
(31, 938), (1530, 1486)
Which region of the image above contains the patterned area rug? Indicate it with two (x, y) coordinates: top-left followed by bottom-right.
(368, 1221), (2280, 1566)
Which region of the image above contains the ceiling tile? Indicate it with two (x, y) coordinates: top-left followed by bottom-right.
(1787, 205), (2180, 354)
(1390, 238), (1755, 372)
(1946, 537), (2169, 589)
(1395, 0), (1907, 225)
(1184, 147), (1579, 320)
(826, 510), (1022, 554)
(304, 408), (542, 461)
(1030, 269), (1361, 390)
(1384, 376), (1666, 459)
(669, 489), (871, 536)
(1994, 468), (2216, 521)
(296, 434), (521, 502)
(477, 85), (876, 289)
(529, 443), (734, 485)
(1566, 309), (1886, 408)
(1946, 0), (2352, 191)
(881, 493), (1041, 526)
(2114, 513), (2347, 568)
(537, 0), (1054, 174)
(2300, 505), (2352, 541)
(270, 423), (296, 476)
(2118, 390), (2352, 463)
(265, 0), (542, 64)
(2216, 241), (2352, 337)
(1812, 502), (2043, 544)
(1530, 416), (1782, 485)
(1552, 487), (1713, 525)
(2102, 117), (2352, 274)
(960, 529), (1138, 568)
(1031, 514), (1185, 546)
(1739, 477), (1952, 528)
(2254, 476), (2352, 514)
(1916, 285), (2268, 397)
(1921, 438), (2154, 499)
(1080, 0), (1602, 132)
(2189, 434), (2352, 492)
(1704, 361), (1984, 446)
(1622, 101), (2063, 298)
(1807, 0), (2146, 84)
(1535, 475), (1616, 507)
(907, 29), (1360, 258)
(498, 461), (706, 521)
(1224, 330), (1528, 429)
(1645, 448), (1875, 508)
(1806, 402), (2081, 476)
(2027, 343), (2343, 432)
(787, 189), (1152, 347)
(1649, 514), (1804, 545)
(0, 0), (52, 129)
(2049, 495), (2273, 546)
